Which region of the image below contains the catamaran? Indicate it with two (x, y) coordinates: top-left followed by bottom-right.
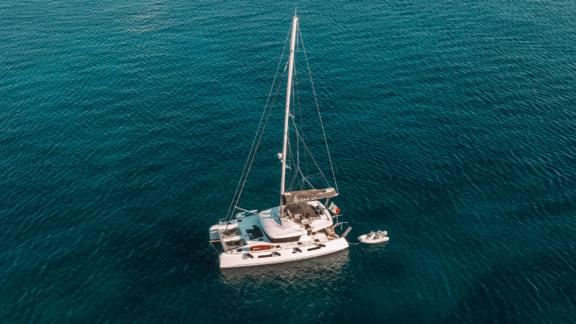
(209, 13), (351, 268)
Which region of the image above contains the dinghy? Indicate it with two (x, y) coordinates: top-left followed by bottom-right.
(358, 230), (389, 244)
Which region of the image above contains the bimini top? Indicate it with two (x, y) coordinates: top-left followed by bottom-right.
(259, 207), (304, 240)
(282, 188), (338, 205)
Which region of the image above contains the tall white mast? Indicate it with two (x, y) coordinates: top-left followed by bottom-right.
(280, 14), (298, 216)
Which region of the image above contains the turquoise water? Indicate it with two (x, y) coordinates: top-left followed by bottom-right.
(2, 0), (576, 322)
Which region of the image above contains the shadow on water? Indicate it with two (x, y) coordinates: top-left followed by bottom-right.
(205, 250), (353, 322)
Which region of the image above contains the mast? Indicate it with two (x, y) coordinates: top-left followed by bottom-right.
(280, 14), (299, 216)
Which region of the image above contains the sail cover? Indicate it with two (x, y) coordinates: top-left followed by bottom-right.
(282, 188), (338, 204)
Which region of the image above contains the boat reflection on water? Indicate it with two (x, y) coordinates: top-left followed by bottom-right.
(219, 250), (349, 284)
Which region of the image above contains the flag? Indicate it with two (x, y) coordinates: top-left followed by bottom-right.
(328, 202), (341, 214)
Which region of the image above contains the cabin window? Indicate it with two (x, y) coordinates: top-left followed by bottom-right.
(269, 236), (301, 243)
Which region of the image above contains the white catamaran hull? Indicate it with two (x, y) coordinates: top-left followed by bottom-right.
(220, 237), (349, 268)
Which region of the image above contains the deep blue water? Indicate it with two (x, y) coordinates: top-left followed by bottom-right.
(2, 0), (576, 322)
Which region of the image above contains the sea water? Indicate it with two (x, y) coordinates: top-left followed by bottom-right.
(1, 0), (576, 322)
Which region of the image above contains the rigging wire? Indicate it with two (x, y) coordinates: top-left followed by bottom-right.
(225, 26), (291, 220)
(293, 55), (309, 191)
(290, 116), (331, 189)
(298, 26), (339, 193)
(226, 71), (286, 220)
(225, 19), (340, 221)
